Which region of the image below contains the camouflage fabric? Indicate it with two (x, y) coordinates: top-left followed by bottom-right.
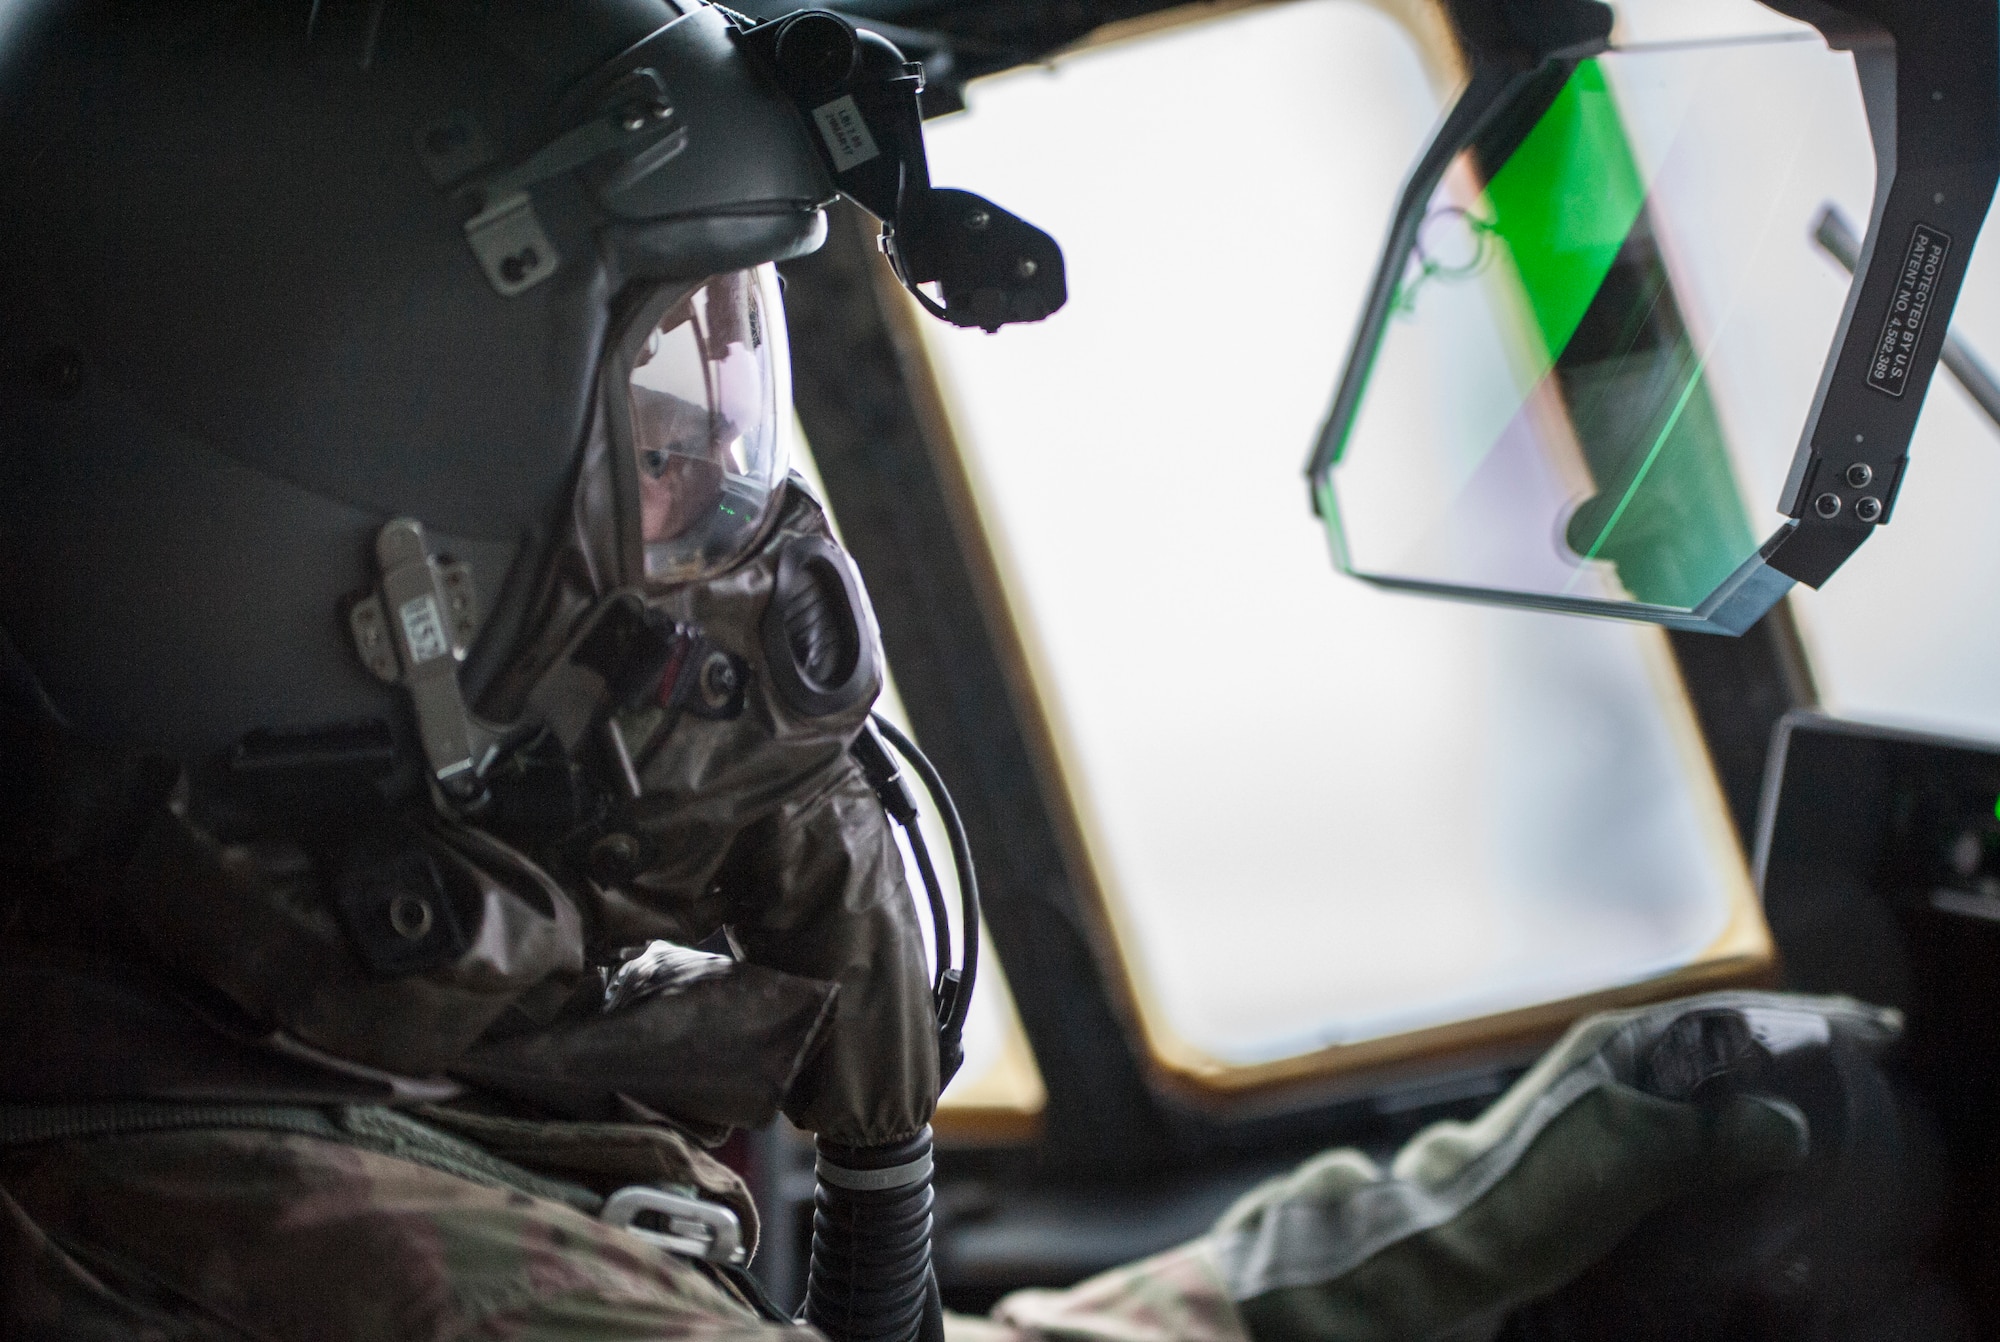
(408, 1105), (762, 1257)
(0, 1122), (798, 1342)
(612, 480), (941, 1148)
(0, 993), (1899, 1342)
(946, 993), (1900, 1342)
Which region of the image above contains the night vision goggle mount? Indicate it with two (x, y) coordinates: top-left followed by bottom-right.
(732, 9), (1067, 332)
(426, 4), (1064, 333)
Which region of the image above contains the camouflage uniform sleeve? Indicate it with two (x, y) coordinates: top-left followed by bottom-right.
(946, 1243), (1251, 1342)
(0, 1126), (808, 1342)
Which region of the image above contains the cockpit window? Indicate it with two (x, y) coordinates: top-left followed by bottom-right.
(911, 0), (1772, 1097)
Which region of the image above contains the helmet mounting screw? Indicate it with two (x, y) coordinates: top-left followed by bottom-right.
(699, 651), (741, 711)
(499, 246), (541, 284)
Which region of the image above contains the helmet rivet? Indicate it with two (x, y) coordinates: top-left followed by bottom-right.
(1845, 463), (1873, 488)
(387, 892), (435, 941)
(1855, 496), (1883, 523)
(499, 247), (540, 284)
(964, 209), (991, 232)
(1015, 257), (1038, 279)
(1814, 492), (1843, 519)
(621, 110), (648, 132)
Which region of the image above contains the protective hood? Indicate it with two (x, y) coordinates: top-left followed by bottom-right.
(473, 478), (939, 1145)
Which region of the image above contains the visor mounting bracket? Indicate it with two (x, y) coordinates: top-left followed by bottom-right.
(464, 193), (561, 298)
(447, 67), (680, 299)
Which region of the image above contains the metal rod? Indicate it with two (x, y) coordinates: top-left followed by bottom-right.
(603, 717), (643, 801)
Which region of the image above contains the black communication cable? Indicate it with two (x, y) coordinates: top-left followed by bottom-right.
(850, 720), (951, 1003)
(868, 713), (979, 1053)
(905, 811), (953, 1000)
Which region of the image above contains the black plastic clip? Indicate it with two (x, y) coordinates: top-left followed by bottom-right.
(851, 719), (920, 823)
(730, 9), (1065, 331)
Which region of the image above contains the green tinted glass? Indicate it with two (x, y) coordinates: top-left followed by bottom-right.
(1316, 37), (1874, 630)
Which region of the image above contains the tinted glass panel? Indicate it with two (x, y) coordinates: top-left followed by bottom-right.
(1324, 37), (1874, 621)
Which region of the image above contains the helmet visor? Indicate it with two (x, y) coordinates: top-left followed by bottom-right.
(623, 266), (792, 586)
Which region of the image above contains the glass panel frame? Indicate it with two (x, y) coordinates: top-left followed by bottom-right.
(1306, 2), (2000, 633)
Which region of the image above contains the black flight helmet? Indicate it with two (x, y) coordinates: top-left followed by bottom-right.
(0, 0), (1062, 799)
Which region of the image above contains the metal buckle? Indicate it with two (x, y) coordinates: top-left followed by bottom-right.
(347, 517), (497, 793)
(601, 1185), (746, 1265)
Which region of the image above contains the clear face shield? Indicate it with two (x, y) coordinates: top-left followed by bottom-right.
(617, 265), (794, 588)
(1306, 5), (1999, 634)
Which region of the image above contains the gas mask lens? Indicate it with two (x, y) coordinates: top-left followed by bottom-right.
(626, 265), (792, 587)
